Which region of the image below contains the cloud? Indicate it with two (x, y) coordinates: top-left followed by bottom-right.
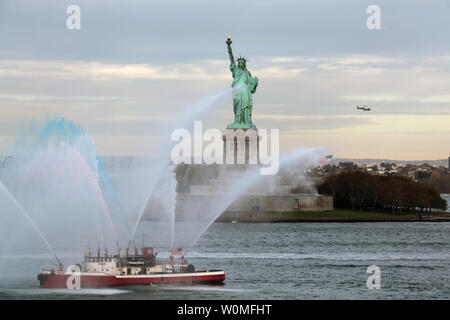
(0, 54), (449, 159)
(0, 59), (307, 81)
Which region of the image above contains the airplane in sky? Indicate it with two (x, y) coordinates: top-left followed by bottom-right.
(356, 105), (371, 111)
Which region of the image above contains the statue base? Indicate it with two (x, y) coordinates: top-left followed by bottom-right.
(222, 128), (259, 165)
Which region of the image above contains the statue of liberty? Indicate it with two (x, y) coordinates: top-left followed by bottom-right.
(226, 36), (259, 129)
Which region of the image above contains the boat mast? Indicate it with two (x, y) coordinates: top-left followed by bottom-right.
(132, 240), (138, 256)
(116, 241), (121, 257)
(103, 242), (108, 257)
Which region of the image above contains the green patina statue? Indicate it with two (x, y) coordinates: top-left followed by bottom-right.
(226, 36), (259, 129)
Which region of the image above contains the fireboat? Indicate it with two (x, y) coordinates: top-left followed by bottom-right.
(37, 243), (225, 288)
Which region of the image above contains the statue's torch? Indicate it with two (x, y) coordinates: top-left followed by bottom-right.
(226, 36), (232, 45)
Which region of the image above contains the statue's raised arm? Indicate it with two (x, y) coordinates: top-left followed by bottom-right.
(226, 36), (234, 65)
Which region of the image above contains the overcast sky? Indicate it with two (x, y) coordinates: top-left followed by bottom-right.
(1, 0), (449, 160)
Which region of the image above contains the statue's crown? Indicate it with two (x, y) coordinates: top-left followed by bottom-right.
(236, 56), (247, 63)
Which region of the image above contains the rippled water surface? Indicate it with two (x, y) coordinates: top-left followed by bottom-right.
(442, 194), (450, 212)
(1, 222), (449, 299)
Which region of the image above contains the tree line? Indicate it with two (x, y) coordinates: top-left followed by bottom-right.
(317, 171), (448, 213)
(424, 171), (450, 193)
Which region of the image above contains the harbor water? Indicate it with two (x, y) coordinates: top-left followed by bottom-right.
(0, 222), (449, 299)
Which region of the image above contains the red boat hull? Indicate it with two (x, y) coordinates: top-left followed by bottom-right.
(38, 270), (225, 288)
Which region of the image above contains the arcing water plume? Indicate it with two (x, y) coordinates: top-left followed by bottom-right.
(139, 164), (178, 248)
(98, 160), (132, 236)
(280, 147), (329, 168)
(0, 181), (56, 257)
(33, 116), (131, 237)
(0, 89), (239, 258)
(278, 147), (331, 194)
(167, 166), (178, 249)
(129, 89), (231, 244)
(5, 142), (117, 247)
(0, 116), (127, 254)
(178, 146), (329, 255)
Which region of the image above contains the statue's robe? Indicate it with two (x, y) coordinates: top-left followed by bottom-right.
(228, 62), (258, 129)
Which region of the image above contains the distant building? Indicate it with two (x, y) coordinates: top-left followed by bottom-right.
(339, 162), (354, 170)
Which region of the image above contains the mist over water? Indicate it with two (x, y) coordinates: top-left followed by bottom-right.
(127, 89), (231, 243)
(0, 90), (232, 262)
(0, 89), (328, 280)
(0, 181), (56, 257)
(0, 118), (121, 256)
(174, 147), (329, 254)
(139, 165), (178, 248)
(0, 92), (448, 300)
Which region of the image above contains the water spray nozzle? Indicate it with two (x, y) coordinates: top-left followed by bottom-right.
(54, 255), (63, 272)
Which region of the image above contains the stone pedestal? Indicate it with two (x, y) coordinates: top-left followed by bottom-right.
(223, 128), (259, 165)
(174, 127), (334, 218)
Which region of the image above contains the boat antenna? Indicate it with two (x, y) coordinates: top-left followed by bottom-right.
(103, 241), (108, 257)
(97, 241), (100, 258)
(126, 240), (131, 257)
(88, 240), (91, 257)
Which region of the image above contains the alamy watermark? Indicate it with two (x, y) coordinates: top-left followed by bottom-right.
(366, 265), (381, 289)
(366, 5), (381, 30)
(66, 264), (81, 289)
(66, 5), (81, 30)
(171, 121), (279, 175)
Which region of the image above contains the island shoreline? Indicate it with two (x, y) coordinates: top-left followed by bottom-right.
(216, 210), (450, 223)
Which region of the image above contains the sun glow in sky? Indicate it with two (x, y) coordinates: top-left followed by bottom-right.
(0, 0), (449, 160)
